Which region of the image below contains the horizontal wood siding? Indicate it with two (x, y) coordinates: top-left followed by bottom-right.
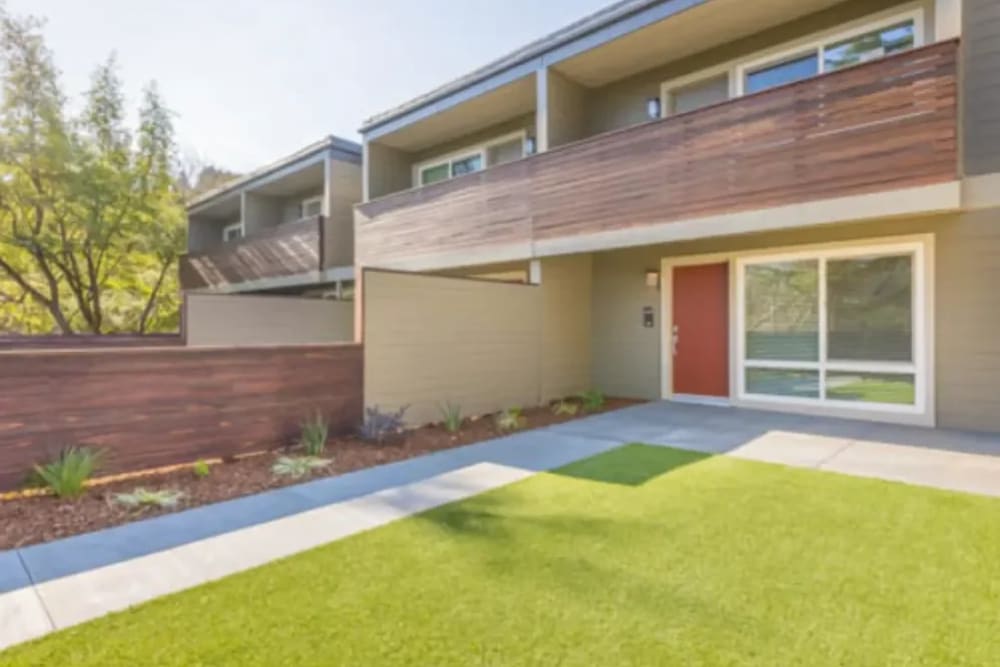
(0, 344), (363, 490)
(180, 216), (324, 290)
(357, 41), (958, 267)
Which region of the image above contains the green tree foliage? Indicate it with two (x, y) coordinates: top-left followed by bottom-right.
(0, 8), (185, 333)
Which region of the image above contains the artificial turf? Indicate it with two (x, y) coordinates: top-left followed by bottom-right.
(5, 444), (999, 666)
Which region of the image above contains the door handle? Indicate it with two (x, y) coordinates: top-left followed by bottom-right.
(672, 324), (679, 357)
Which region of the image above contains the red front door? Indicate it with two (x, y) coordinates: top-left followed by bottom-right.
(672, 262), (729, 398)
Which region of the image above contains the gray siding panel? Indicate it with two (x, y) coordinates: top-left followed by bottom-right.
(964, 0), (1000, 175)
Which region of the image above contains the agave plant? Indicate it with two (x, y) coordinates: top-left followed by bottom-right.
(299, 412), (330, 456)
(32, 446), (103, 499)
(578, 389), (606, 413)
(272, 456), (332, 479)
(551, 400), (579, 416)
(358, 405), (408, 445)
(114, 488), (184, 510)
(439, 402), (463, 434)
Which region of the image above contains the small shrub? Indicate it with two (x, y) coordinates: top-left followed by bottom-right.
(299, 412), (330, 456)
(495, 407), (525, 432)
(272, 456), (332, 479)
(578, 389), (606, 413)
(32, 446), (103, 499)
(192, 460), (211, 479)
(114, 488), (184, 510)
(359, 405), (408, 445)
(551, 400), (579, 416)
(439, 402), (463, 434)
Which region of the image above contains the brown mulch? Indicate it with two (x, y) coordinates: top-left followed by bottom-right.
(0, 399), (639, 550)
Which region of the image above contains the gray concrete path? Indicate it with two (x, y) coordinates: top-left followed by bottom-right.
(2, 401), (999, 652)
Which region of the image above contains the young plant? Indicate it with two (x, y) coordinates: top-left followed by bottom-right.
(32, 446), (103, 499)
(494, 407), (525, 432)
(359, 405), (408, 445)
(192, 459), (211, 479)
(551, 400), (579, 416)
(114, 488), (184, 510)
(272, 456), (332, 479)
(578, 389), (606, 413)
(299, 412), (330, 456)
(439, 402), (463, 434)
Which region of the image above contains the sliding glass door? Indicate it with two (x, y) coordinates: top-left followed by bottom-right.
(737, 242), (925, 415)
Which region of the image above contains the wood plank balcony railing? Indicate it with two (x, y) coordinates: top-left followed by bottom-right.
(356, 40), (958, 269)
(180, 215), (324, 290)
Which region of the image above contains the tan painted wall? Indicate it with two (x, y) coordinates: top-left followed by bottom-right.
(364, 258), (592, 426)
(185, 293), (354, 347)
(325, 159), (362, 268)
(589, 208), (1000, 432)
(410, 114), (535, 166)
(364, 270), (542, 425)
(366, 142), (413, 200)
(547, 69), (590, 148)
(586, 0), (914, 136)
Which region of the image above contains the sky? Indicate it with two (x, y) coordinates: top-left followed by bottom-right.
(13, 0), (610, 173)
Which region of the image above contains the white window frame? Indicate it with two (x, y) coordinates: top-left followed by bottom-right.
(658, 3), (926, 116)
(222, 221), (244, 242)
(659, 234), (935, 427)
(300, 195), (323, 219)
(735, 240), (928, 417)
(413, 130), (527, 188)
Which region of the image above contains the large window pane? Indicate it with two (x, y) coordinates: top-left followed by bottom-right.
(420, 163), (449, 186)
(745, 53), (819, 94)
(824, 21), (915, 71)
(746, 369), (820, 399)
(745, 260), (819, 361)
(827, 254), (912, 362)
(451, 154), (483, 177)
(826, 372), (915, 405)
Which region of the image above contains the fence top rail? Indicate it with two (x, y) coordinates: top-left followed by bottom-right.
(0, 341), (362, 358)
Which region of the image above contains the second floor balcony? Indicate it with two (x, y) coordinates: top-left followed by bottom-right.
(356, 41), (959, 271)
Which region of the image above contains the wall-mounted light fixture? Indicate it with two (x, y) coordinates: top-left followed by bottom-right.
(524, 136), (537, 155)
(645, 269), (660, 288)
(646, 96), (662, 120)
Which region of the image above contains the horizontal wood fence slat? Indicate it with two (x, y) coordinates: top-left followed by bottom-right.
(357, 41), (958, 267)
(0, 344), (363, 490)
(0, 334), (182, 350)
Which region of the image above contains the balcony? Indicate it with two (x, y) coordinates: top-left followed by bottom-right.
(357, 41), (958, 270)
(180, 216), (325, 291)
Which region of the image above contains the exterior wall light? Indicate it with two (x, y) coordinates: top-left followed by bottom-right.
(524, 136), (537, 155)
(646, 96), (662, 120)
(645, 269), (660, 288)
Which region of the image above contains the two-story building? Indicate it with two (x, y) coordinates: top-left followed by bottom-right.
(182, 135), (361, 298)
(355, 0), (1000, 431)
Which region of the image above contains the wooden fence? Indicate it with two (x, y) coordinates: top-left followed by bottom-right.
(0, 334), (182, 350)
(0, 344), (363, 490)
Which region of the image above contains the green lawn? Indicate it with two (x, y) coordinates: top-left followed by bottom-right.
(6, 444), (1000, 666)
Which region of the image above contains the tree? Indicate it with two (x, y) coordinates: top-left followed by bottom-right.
(0, 8), (185, 334)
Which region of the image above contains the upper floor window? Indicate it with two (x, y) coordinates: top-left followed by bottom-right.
(222, 222), (244, 243)
(740, 13), (919, 95)
(300, 196), (323, 218)
(415, 131), (527, 188)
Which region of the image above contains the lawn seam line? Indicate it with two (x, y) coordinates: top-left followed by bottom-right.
(16, 548), (57, 631)
(813, 440), (857, 469)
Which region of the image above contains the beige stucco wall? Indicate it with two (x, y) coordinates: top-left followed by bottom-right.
(546, 69), (590, 148)
(589, 208), (1000, 432)
(364, 270), (542, 425)
(364, 258), (592, 426)
(185, 293), (354, 347)
(325, 159), (362, 268)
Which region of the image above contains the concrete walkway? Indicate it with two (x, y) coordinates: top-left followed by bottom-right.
(2, 402), (1000, 651)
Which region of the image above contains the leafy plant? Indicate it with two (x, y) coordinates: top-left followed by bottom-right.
(192, 460), (211, 479)
(32, 446), (103, 499)
(495, 407), (525, 432)
(578, 389), (606, 413)
(551, 400), (579, 416)
(299, 412), (330, 456)
(114, 488), (184, 510)
(439, 402), (463, 434)
(271, 456), (332, 479)
(359, 405), (408, 444)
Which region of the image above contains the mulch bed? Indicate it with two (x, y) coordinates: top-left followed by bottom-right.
(0, 399), (638, 550)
